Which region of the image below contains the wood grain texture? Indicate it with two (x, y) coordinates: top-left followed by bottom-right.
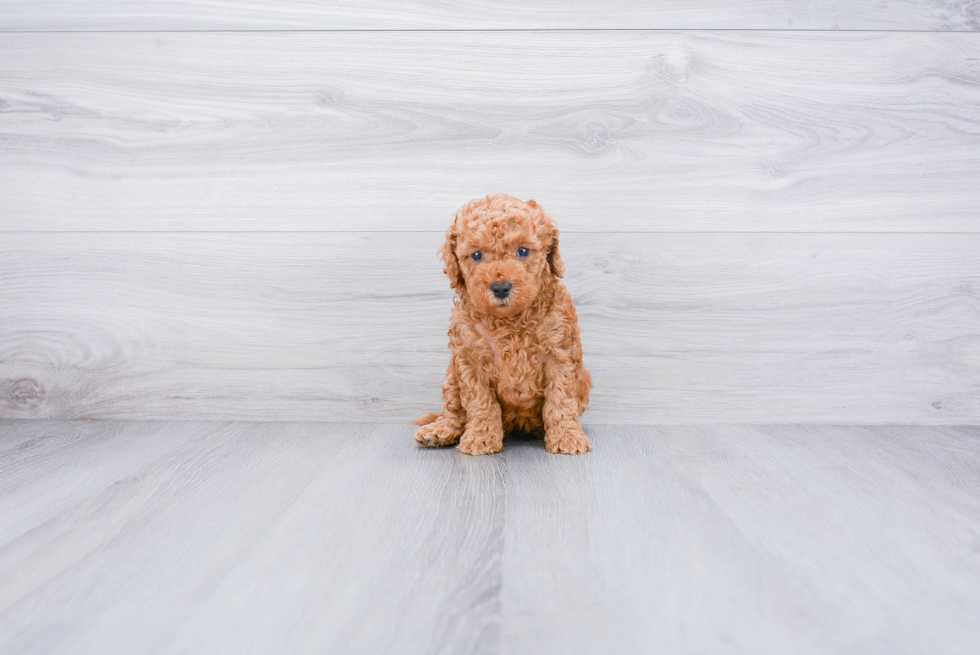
(0, 0), (978, 31)
(0, 421), (504, 654)
(2, 31), (979, 232)
(3, 421), (980, 653)
(2, 232), (978, 423)
(502, 424), (980, 654)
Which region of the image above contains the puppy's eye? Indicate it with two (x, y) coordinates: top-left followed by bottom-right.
(517, 247), (530, 258)
(471, 251), (483, 262)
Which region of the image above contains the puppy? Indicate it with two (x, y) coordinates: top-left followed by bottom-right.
(414, 194), (592, 455)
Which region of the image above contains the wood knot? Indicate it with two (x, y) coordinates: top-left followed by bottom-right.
(583, 122), (610, 154)
(3, 378), (45, 410)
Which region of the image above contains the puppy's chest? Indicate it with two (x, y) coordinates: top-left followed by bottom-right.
(472, 323), (546, 400)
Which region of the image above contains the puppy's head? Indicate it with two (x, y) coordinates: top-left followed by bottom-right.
(440, 194), (564, 317)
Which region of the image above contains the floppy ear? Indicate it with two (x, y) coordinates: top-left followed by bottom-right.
(547, 226), (565, 278)
(439, 219), (465, 289)
(527, 199), (564, 278)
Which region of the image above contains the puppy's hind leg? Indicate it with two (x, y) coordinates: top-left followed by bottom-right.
(415, 357), (465, 448)
(414, 412), (440, 426)
(415, 414), (463, 448)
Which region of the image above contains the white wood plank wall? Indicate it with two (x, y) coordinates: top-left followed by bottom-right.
(1, 1), (978, 30)
(1, 3), (979, 423)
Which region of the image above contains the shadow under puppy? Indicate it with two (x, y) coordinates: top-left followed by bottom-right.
(415, 194), (592, 455)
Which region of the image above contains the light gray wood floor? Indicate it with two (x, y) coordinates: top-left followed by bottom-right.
(3, 421), (979, 654)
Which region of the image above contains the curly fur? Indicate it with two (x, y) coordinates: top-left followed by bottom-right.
(414, 194), (592, 455)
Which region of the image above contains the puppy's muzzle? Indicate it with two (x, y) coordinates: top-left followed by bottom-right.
(490, 280), (513, 300)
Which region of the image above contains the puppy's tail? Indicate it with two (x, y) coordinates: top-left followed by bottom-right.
(413, 412), (441, 426)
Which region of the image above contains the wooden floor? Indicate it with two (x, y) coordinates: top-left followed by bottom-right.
(2, 421), (979, 654)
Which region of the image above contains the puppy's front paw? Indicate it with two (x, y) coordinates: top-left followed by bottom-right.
(545, 422), (592, 455)
(457, 426), (504, 456)
(415, 419), (462, 448)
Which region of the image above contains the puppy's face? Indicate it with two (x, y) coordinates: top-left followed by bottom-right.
(441, 195), (563, 318)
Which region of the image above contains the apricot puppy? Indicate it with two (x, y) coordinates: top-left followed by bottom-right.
(414, 194), (592, 455)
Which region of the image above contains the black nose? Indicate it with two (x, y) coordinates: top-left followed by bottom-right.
(490, 280), (513, 299)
